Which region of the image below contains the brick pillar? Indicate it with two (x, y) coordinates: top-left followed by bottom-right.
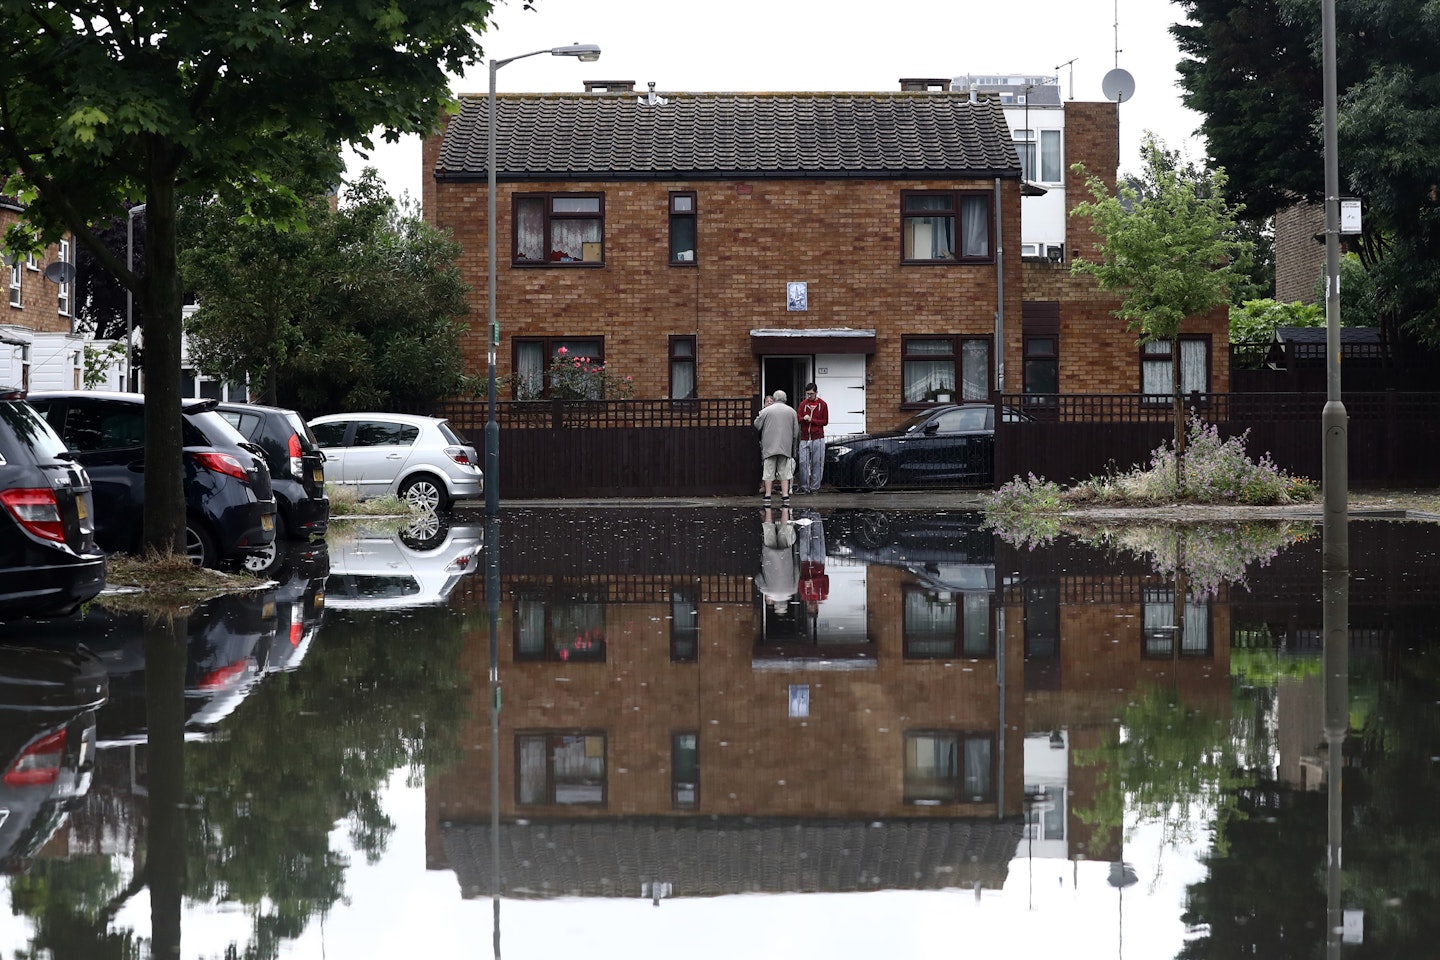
(1063, 101), (1120, 264)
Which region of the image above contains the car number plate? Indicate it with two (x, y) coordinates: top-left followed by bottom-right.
(262, 513), (275, 532)
(312, 468), (324, 483)
(76, 497), (88, 520)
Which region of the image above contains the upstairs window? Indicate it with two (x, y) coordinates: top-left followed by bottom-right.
(901, 190), (991, 262)
(7, 261), (19, 308)
(514, 193), (604, 265)
(669, 191), (697, 264)
(56, 239), (72, 316)
(1016, 128), (1063, 183)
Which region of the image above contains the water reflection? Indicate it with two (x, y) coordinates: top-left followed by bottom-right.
(2, 509), (1439, 958)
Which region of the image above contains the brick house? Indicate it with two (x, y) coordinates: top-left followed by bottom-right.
(2, 199), (96, 390)
(422, 84), (1228, 437)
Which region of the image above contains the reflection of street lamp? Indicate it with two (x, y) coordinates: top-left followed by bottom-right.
(1108, 860), (1138, 959)
(485, 43), (601, 516)
(126, 203), (146, 392)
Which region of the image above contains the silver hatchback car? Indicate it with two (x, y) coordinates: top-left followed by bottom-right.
(307, 412), (482, 510)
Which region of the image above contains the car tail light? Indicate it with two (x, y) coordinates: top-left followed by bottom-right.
(444, 445), (472, 465)
(195, 659), (249, 691)
(4, 729), (66, 786)
(193, 451), (250, 481)
(289, 609), (305, 647)
(287, 433), (303, 478)
(1, 487), (66, 543)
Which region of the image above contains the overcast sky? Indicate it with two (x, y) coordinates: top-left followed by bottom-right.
(350, 0), (1207, 206)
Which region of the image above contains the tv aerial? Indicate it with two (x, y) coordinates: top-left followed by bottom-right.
(1102, 0), (1137, 102)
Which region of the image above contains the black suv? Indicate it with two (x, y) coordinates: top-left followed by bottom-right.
(216, 402), (329, 540)
(0, 388), (106, 620)
(27, 391), (276, 568)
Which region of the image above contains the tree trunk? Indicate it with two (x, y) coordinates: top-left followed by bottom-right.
(139, 139), (188, 558)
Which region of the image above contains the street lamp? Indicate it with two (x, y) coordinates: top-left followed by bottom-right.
(485, 42), (601, 516)
(126, 203), (146, 392)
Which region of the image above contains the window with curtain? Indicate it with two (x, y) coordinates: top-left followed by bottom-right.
(669, 192), (697, 264)
(513, 193), (604, 265)
(516, 732), (607, 805)
(512, 337), (605, 400)
(672, 732), (699, 808)
(904, 731), (996, 804)
(903, 589), (993, 658)
(513, 595), (607, 662)
(901, 190), (991, 262)
(1141, 588), (1212, 658)
(1141, 336), (1210, 400)
(902, 336), (991, 405)
(669, 335), (696, 399)
(670, 586), (698, 661)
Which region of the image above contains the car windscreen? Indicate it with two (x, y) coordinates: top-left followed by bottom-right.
(438, 421), (469, 445)
(185, 410), (252, 449)
(898, 411), (938, 433)
(0, 399), (71, 461)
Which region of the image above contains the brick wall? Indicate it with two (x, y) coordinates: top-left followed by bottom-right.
(1274, 200), (1325, 304)
(2, 209), (74, 337)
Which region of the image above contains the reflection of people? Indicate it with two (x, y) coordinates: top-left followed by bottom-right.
(797, 511), (828, 612)
(796, 382), (829, 494)
(754, 389), (800, 506)
(755, 507), (799, 613)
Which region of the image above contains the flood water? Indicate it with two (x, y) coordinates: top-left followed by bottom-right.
(2, 507), (1437, 959)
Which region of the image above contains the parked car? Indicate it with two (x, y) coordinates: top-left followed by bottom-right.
(0, 388), (106, 620)
(824, 403), (1029, 490)
(307, 412), (481, 510)
(216, 401), (329, 539)
(26, 391), (277, 568)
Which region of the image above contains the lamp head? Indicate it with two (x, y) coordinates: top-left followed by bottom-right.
(552, 43), (601, 62)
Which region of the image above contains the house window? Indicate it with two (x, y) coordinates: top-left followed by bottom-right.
(670, 587), (698, 661)
(1024, 336), (1059, 394)
(1141, 336), (1209, 400)
(56, 239), (71, 316)
(903, 588), (993, 658)
(7, 262), (19, 308)
(25, 254), (39, 272)
(904, 731), (995, 804)
(902, 336), (990, 405)
(513, 337), (605, 399)
(901, 190), (991, 262)
(669, 335), (696, 399)
(672, 732), (699, 808)
(1141, 588), (1212, 658)
(669, 192), (697, 264)
(516, 732), (607, 806)
(1017, 128), (1063, 183)
(513, 193), (604, 265)
(515, 597), (607, 662)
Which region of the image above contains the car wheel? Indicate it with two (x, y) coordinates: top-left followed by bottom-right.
(186, 522), (218, 568)
(398, 509), (449, 552)
(399, 474), (449, 511)
(858, 454), (890, 490)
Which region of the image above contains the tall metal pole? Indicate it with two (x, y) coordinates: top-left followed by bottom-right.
(1321, 0), (1348, 571)
(485, 60), (501, 517)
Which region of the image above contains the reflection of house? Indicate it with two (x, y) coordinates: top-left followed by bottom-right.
(427, 508), (1026, 896)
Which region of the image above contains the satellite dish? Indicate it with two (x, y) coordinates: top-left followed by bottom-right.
(1101, 68), (1136, 103)
(43, 261), (76, 284)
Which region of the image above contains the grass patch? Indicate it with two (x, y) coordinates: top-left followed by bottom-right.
(98, 552), (266, 612)
(325, 485), (414, 518)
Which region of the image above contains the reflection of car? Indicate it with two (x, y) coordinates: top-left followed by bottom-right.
(307, 412), (482, 511)
(261, 540), (328, 674)
(0, 644), (106, 871)
(0, 389), (106, 620)
(325, 515), (481, 610)
(27, 391), (277, 567)
(824, 403), (1029, 490)
(216, 402), (329, 540)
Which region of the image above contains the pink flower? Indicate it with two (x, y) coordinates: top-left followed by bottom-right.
(557, 346), (568, 356)
(625, 376), (632, 381)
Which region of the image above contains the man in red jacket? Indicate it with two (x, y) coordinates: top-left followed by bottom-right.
(796, 382), (829, 494)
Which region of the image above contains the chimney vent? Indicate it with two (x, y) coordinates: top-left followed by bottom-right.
(584, 80), (636, 93)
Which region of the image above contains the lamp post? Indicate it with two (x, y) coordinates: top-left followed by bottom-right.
(485, 42), (601, 517)
(126, 203), (146, 392)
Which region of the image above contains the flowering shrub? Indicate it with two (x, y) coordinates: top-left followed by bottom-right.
(505, 346), (635, 400)
(1080, 520), (1315, 598)
(984, 474), (1066, 549)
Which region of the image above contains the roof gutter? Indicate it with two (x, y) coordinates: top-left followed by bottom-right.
(994, 177), (1005, 393)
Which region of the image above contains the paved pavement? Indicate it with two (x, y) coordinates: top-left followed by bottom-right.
(456, 489), (994, 511)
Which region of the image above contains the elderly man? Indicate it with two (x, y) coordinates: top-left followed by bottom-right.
(754, 389), (801, 506)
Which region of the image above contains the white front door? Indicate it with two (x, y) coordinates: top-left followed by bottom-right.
(814, 353), (866, 436)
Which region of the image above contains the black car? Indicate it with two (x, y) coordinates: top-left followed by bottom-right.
(216, 402), (328, 540)
(824, 403), (1028, 490)
(27, 391), (277, 568)
(0, 388), (106, 620)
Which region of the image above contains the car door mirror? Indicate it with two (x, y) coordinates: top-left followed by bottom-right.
(923, 422), (939, 435)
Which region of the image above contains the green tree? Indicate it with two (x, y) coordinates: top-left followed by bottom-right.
(1070, 136), (1252, 485)
(0, 0), (496, 558)
(1172, 0), (1440, 348)
(1228, 298), (1323, 344)
(181, 168), (470, 412)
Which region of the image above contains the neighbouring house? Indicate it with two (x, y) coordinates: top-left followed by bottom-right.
(422, 80), (1228, 437)
(3, 197), (123, 391)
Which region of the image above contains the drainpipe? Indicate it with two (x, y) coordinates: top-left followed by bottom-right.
(994, 178), (1005, 392)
